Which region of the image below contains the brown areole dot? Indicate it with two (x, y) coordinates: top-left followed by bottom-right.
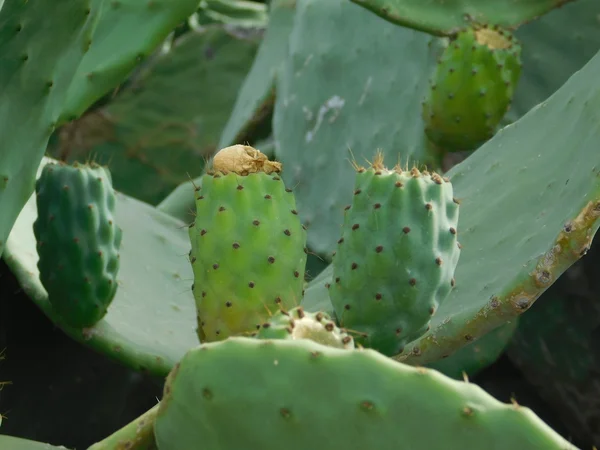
(226, 301), (232, 307)
(403, 226), (411, 234)
(374, 203), (381, 209)
(335, 277), (341, 283)
(253, 220), (260, 226)
(212, 263), (219, 270)
(268, 256), (275, 263)
(218, 206), (226, 212)
(435, 257), (443, 266)
(232, 242), (240, 249)
(354, 189), (362, 195)
(291, 209), (298, 215)
(338, 237), (344, 244)
(425, 203), (433, 210)
(451, 278), (456, 287)
(351, 263), (358, 270)
(344, 205), (351, 211)
(375, 293), (382, 300)
(344, 304), (351, 310)
(284, 229), (291, 236)
(285, 188), (292, 193)
(449, 227), (457, 235)
(352, 224), (360, 231)
(236, 185), (244, 190)
(264, 195), (272, 200)
(294, 271), (300, 278)
(325, 323), (334, 332)
(248, 282), (255, 288)
(409, 278), (417, 286)
(375, 245), (383, 253)
(200, 229), (207, 236)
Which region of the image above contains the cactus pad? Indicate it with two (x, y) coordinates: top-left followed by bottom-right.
(0, 436), (72, 450)
(190, 145), (307, 342)
(329, 153), (460, 356)
(33, 162), (122, 328)
(255, 306), (354, 349)
(154, 338), (577, 450)
(422, 25), (522, 152)
(349, 0), (574, 36)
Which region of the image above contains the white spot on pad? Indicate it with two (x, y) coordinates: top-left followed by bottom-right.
(305, 96), (345, 142)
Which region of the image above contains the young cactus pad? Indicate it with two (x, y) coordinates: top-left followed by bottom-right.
(255, 306), (354, 349)
(189, 145), (307, 342)
(154, 338), (577, 450)
(329, 153), (460, 356)
(422, 25), (522, 152)
(33, 162), (122, 328)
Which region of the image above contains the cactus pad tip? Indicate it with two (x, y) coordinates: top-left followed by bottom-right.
(473, 26), (513, 50)
(210, 144), (282, 176)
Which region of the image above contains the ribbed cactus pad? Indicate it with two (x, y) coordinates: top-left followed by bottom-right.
(349, 0), (574, 36)
(302, 46), (600, 366)
(60, 0), (200, 122)
(329, 154), (460, 355)
(255, 306), (354, 349)
(190, 145), (307, 342)
(422, 26), (522, 152)
(154, 338), (577, 450)
(274, 0), (443, 257)
(33, 162), (122, 328)
(0, 0), (101, 259)
(5, 158), (198, 377)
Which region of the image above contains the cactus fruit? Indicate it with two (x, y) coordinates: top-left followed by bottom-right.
(328, 153), (460, 356)
(422, 25), (522, 152)
(154, 338), (577, 450)
(255, 306), (355, 349)
(189, 145), (308, 343)
(32, 162), (122, 328)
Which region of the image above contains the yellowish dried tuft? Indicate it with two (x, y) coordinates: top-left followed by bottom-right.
(210, 145), (282, 175)
(474, 27), (511, 50)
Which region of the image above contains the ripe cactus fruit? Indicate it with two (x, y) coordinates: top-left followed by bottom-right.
(33, 162), (122, 328)
(255, 306), (355, 349)
(329, 153), (460, 356)
(189, 145), (307, 342)
(422, 24), (522, 152)
(154, 338), (577, 450)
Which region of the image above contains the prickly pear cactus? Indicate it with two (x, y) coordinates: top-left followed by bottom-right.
(255, 306), (355, 349)
(189, 145), (307, 342)
(329, 153), (460, 356)
(33, 162), (122, 328)
(154, 338), (577, 450)
(422, 25), (522, 152)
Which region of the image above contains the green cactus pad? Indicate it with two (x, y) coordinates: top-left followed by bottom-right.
(0, 435), (72, 450)
(508, 0), (600, 122)
(50, 25), (260, 206)
(0, 0), (101, 259)
(302, 45), (600, 366)
(255, 306), (354, 349)
(59, 0), (200, 122)
(349, 0), (574, 36)
(422, 25), (522, 152)
(190, 145), (307, 342)
(154, 338), (577, 450)
(33, 162), (122, 328)
(273, 0), (444, 258)
(217, 0), (296, 149)
(329, 154), (460, 355)
(427, 319), (519, 380)
(4, 157), (198, 377)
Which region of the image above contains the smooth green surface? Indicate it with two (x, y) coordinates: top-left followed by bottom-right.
(427, 319), (518, 380)
(0, 0), (101, 259)
(4, 158), (197, 377)
(0, 435), (70, 450)
(304, 46), (600, 365)
(154, 338), (577, 450)
(51, 25), (260, 205)
(274, 0), (442, 257)
(218, 0), (296, 148)
(508, 0), (600, 121)
(60, 0), (200, 121)
(350, 0), (575, 36)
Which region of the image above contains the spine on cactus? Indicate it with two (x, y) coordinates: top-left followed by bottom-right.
(255, 306), (355, 349)
(328, 152), (460, 356)
(422, 24), (522, 152)
(189, 145), (308, 343)
(33, 161), (122, 328)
